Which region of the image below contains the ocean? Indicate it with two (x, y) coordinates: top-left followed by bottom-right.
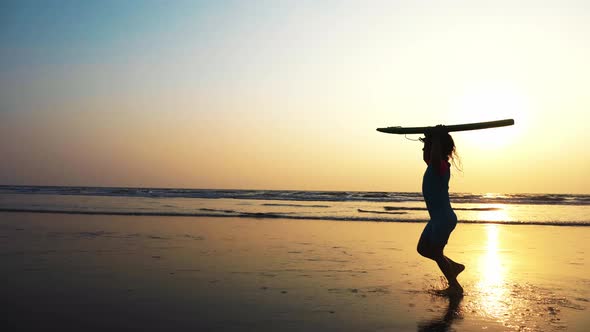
(1, 185), (588, 226)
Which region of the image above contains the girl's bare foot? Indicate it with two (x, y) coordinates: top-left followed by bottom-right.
(452, 262), (465, 278)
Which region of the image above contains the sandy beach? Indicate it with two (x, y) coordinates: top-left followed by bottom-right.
(1, 212), (589, 331)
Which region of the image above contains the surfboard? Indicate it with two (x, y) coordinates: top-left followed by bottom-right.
(376, 119), (514, 135)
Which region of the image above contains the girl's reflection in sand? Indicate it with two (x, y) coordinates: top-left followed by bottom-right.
(417, 294), (463, 332)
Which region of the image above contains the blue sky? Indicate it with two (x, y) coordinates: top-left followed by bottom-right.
(1, 1), (589, 193)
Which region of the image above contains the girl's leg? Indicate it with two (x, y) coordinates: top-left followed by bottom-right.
(417, 224), (463, 294)
(432, 246), (463, 294)
(432, 249), (457, 284)
(417, 223), (435, 258)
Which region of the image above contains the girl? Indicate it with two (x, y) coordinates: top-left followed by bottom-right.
(417, 127), (464, 296)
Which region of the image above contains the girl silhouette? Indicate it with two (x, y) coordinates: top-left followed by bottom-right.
(417, 126), (464, 296)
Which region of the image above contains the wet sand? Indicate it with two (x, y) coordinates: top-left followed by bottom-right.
(1, 212), (589, 331)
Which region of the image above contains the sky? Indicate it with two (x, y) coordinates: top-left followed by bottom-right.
(1, 0), (589, 194)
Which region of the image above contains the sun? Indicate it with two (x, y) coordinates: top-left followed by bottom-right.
(450, 82), (530, 150)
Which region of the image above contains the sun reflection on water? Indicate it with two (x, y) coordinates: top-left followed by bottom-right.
(479, 204), (511, 223)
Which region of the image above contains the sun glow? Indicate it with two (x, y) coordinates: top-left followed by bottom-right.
(451, 82), (530, 150)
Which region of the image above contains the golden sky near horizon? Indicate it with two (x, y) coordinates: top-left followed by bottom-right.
(1, 1), (589, 193)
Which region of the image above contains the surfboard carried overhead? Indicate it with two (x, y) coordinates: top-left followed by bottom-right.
(376, 119), (514, 135)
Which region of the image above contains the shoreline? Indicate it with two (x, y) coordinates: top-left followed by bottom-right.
(1, 212), (589, 331)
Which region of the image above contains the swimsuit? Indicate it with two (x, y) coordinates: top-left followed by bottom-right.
(421, 160), (457, 246)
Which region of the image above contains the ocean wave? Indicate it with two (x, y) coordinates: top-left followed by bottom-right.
(357, 209), (407, 215)
(261, 203), (331, 208)
(383, 206), (502, 211)
(2, 185), (587, 206)
(2, 208), (589, 227)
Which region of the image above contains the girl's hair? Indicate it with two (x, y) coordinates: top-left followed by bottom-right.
(421, 133), (462, 171)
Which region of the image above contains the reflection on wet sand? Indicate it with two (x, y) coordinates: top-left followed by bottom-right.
(475, 224), (509, 320)
(417, 295), (463, 332)
(2, 212), (588, 331)
(461, 216), (584, 331)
